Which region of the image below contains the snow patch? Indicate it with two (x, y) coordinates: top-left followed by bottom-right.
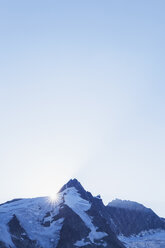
(0, 197), (64, 248)
(59, 187), (108, 245)
(75, 239), (91, 247)
(119, 229), (165, 248)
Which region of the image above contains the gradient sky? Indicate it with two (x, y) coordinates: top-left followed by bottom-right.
(0, 1), (165, 217)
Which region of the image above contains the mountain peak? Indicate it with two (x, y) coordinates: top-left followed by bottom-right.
(58, 178), (95, 203)
(108, 199), (147, 211)
(59, 178), (85, 193)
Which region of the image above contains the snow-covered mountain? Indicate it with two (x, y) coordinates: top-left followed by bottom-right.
(0, 179), (125, 248)
(106, 199), (165, 248)
(107, 199), (165, 236)
(0, 179), (164, 248)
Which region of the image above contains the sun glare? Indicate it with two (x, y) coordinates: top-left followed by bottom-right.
(49, 193), (59, 203)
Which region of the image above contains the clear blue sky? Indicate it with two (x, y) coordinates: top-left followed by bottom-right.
(0, 0), (165, 216)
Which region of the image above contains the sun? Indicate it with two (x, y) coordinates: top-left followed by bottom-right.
(49, 193), (59, 203)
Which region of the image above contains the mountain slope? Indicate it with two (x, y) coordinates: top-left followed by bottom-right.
(106, 199), (165, 236)
(55, 179), (125, 248)
(106, 199), (165, 248)
(0, 179), (125, 248)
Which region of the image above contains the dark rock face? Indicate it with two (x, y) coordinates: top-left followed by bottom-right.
(57, 179), (125, 248)
(106, 205), (165, 236)
(8, 215), (39, 248)
(56, 205), (90, 248)
(84, 197), (125, 248)
(0, 241), (9, 248)
(161, 218), (165, 223)
(56, 207), (124, 248)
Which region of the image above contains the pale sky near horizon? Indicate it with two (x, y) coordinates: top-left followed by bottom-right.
(0, 1), (165, 217)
